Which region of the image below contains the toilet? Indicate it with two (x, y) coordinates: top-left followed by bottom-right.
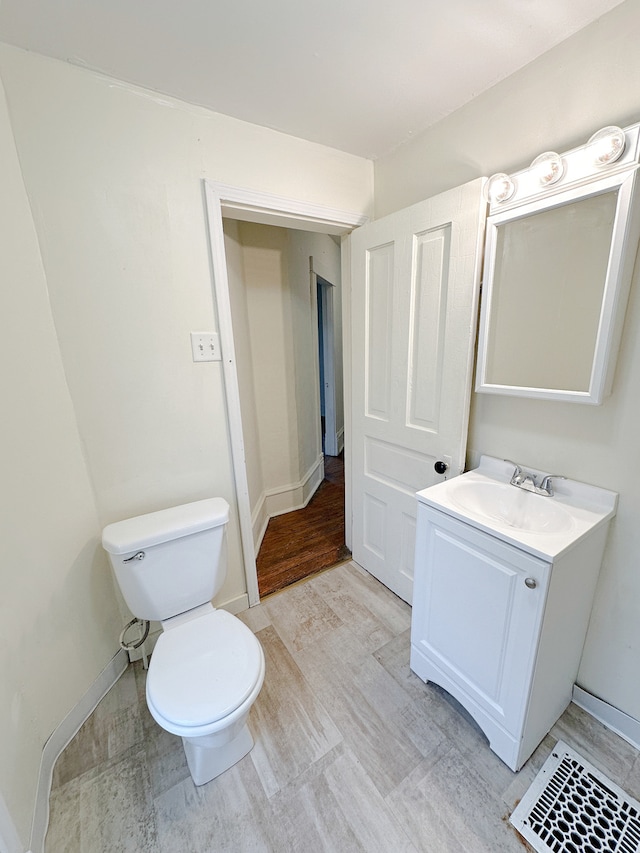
(102, 498), (265, 786)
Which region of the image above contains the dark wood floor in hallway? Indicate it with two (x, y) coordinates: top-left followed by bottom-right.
(257, 454), (351, 596)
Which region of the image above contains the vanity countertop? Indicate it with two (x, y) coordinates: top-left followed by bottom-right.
(417, 455), (618, 560)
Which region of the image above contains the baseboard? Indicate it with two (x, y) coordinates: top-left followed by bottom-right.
(219, 592), (250, 615)
(251, 455), (325, 533)
(264, 456), (324, 518)
(251, 493), (269, 553)
(254, 515), (270, 554)
(572, 685), (640, 751)
(301, 456), (325, 506)
(29, 649), (128, 853)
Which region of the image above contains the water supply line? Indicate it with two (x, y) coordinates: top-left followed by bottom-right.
(119, 617), (151, 669)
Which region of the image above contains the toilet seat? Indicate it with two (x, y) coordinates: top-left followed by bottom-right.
(146, 609), (265, 738)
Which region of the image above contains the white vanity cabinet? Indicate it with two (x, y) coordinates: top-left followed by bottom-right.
(410, 455), (617, 772)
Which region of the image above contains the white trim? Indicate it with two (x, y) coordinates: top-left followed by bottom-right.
(309, 268), (325, 468)
(212, 183), (367, 236)
(254, 518), (270, 555)
(263, 454), (324, 516)
(341, 235), (353, 552)
(572, 685), (640, 751)
(204, 182), (260, 607)
(251, 493), (269, 552)
(316, 276), (339, 457)
(219, 592), (250, 616)
(203, 181), (365, 604)
(30, 650), (128, 853)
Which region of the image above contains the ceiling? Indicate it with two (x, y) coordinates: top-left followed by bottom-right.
(0, 0), (625, 159)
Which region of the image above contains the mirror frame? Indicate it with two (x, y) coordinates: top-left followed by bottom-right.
(476, 124), (640, 405)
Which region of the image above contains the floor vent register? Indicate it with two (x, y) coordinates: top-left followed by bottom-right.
(510, 741), (640, 853)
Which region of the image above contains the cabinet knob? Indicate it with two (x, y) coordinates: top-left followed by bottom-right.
(524, 577), (537, 589)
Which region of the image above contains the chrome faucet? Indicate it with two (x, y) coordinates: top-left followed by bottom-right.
(538, 474), (567, 497)
(506, 460), (539, 492)
(504, 460), (565, 497)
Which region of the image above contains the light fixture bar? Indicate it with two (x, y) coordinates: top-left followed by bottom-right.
(485, 121), (640, 213)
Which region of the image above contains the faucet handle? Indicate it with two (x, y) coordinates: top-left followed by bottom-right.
(539, 474), (566, 496)
(504, 459), (525, 486)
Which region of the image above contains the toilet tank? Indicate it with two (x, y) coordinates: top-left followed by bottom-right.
(102, 498), (230, 622)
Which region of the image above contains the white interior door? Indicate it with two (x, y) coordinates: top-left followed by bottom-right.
(350, 178), (486, 602)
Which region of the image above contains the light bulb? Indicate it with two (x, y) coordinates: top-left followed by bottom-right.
(530, 152), (564, 186)
(588, 126), (626, 166)
(485, 173), (515, 204)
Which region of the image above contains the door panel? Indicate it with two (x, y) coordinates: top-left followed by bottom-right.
(365, 242), (394, 419)
(408, 225), (449, 430)
(350, 179), (486, 602)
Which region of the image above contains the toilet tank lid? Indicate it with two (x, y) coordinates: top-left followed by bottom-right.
(102, 498), (229, 555)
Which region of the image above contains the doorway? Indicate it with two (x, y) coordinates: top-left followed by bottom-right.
(225, 219), (346, 596)
(224, 220), (347, 597)
(205, 183), (366, 604)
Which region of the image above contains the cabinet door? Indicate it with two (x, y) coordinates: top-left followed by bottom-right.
(411, 505), (549, 735)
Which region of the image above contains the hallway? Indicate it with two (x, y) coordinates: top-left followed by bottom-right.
(257, 454), (350, 596)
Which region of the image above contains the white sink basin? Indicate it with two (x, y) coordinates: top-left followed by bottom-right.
(416, 455), (618, 559)
(447, 480), (573, 534)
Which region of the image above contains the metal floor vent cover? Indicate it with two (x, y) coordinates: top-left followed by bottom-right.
(510, 741), (640, 853)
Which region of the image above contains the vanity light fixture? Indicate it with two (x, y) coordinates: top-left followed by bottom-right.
(485, 123), (632, 208)
(530, 151), (564, 186)
(588, 125), (626, 166)
(484, 172), (516, 204)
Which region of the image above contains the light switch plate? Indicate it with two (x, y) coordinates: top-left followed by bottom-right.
(190, 332), (221, 362)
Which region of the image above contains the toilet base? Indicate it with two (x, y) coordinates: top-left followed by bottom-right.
(182, 722), (254, 786)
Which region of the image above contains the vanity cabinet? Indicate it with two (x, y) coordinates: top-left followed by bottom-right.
(410, 486), (612, 771)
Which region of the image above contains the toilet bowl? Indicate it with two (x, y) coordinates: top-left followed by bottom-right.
(101, 498), (265, 787)
(145, 605), (265, 785)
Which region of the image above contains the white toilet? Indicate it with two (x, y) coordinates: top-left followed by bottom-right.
(102, 498), (265, 786)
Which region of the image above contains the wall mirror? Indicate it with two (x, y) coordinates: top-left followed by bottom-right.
(476, 122), (640, 404)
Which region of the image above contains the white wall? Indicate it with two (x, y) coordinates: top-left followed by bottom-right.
(241, 223), (301, 496)
(0, 77), (121, 849)
(0, 43), (372, 847)
(374, 0), (640, 722)
(287, 230), (344, 454)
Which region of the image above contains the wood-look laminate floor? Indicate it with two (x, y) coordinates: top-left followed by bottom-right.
(46, 562), (640, 853)
(257, 454), (350, 597)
